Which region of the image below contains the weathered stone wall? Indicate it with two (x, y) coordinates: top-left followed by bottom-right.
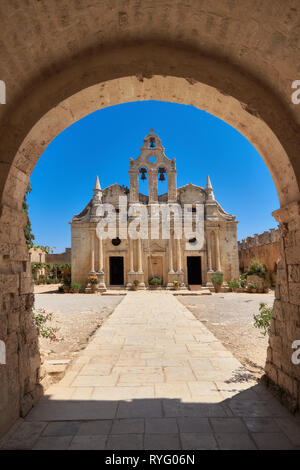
(46, 248), (71, 264)
(265, 203), (300, 412)
(0, 208), (41, 437)
(29, 248), (46, 263)
(238, 229), (281, 284)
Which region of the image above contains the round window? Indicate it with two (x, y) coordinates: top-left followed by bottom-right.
(148, 156), (156, 163)
(112, 237), (121, 246)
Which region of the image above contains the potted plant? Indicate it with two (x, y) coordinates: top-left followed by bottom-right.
(71, 281), (82, 293)
(149, 277), (162, 289)
(62, 277), (71, 293)
(88, 275), (99, 293)
(132, 279), (140, 291)
(228, 279), (239, 292)
(173, 280), (180, 290)
(211, 272), (223, 293)
(263, 280), (270, 294)
(248, 282), (258, 293)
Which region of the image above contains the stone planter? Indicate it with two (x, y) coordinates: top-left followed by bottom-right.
(213, 283), (222, 293)
(248, 288), (258, 293)
(72, 288), (80, 294)
(132, 285), (139, 291)
(91, 284), (98, 293)
(63, 286), (70, 293)
(247, 275), (264, 291)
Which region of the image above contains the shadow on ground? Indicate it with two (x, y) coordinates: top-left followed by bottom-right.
(1, 384), (300, 450)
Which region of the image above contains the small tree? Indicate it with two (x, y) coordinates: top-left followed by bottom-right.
(23, 183), (35, 250)
(253, 302), (272, 336)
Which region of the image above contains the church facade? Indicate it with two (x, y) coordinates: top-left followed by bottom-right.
(70, 131), (239, 290)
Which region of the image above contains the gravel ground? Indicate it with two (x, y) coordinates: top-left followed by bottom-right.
(34, 285), (274, 381)
(34, 285), (123, 361)
(178, 291), (275, 379)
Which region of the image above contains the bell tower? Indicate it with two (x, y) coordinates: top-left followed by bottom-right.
(129, 130), (177, 204)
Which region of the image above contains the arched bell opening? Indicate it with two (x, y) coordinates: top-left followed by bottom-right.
(139, 167), (148, 183)
(157, 166), (168, 199)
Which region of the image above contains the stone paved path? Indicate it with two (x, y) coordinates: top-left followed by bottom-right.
(2, 292), (300, 450)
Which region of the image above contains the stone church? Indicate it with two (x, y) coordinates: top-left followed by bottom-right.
(71, 130), (239, 290)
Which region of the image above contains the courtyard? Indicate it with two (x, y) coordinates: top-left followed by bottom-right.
(179, 292), (274, 379)
(1, 291), (300, 450)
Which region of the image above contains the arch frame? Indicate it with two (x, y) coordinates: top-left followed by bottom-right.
(0, 42), (300, 437)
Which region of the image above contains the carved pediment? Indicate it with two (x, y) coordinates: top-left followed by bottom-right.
(147, 242), (165, 252)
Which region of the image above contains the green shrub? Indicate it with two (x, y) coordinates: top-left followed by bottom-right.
(62, 277), (71, 286)
(253, 302), (272, 336)
(240, 276), (246, 288)
(228, 279), (239, 289)
(149, 277), (162, 286)
(32, 307), (59, 342)
(246, 259), (266, 279)
(71, 281), (82, 290)
(211, 272), (223, 285)
(248, 282), (258, 290)
(132, 279), (140, 286)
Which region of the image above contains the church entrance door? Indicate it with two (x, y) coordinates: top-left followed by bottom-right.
(148, 255), (163, 283)
(187, 256), (202, 285)
(109, 256), (124, 285)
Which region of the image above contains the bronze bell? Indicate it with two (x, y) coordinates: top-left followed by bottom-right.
(140, 168), (147, 181)
(159, 172), (165, 181)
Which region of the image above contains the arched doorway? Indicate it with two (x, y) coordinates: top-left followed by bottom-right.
(0, 45), (299, 436)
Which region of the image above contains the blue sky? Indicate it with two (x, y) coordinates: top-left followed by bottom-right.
(28, 100), (279, 253)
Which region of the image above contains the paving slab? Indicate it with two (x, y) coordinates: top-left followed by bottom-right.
(2, 291), (300, 450)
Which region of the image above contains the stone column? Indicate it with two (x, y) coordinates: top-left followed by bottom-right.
(167, 231), (177, 288)
(129, 170), (139, 203)
(207, 231), (213, 271)
(205, 231), (214, 288)
(126, 236), (136, 289)
(98, 236), (103, 272)
(176, 238), (182, 272)
(128, 236), (134, 273)
(90, 231), (95, 273)
(148, 168), (158, 204)
(175, 237), (185, 288)
(137, 237), (143, 273)
(215, 230), (221, 272)
(136, 237), (145, 288)
(97, 236), (106, 292)
(167, 169), (177, 203)
(168, 236), (174, 274)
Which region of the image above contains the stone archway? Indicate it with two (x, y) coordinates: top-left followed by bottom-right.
(0, 2), (299, 437)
